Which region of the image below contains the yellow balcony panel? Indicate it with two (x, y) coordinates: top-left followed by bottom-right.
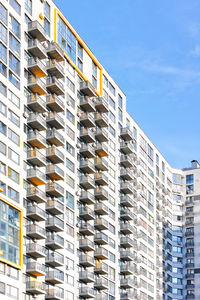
(28, 57), (47, 78)
(27, 130), (46, 149)
(27, 168), (46, 186)
(95, 142), (109, 157)
(27, 261), (46, 276)
(28, 75), (47, 95)
(27, 148), (46, 167)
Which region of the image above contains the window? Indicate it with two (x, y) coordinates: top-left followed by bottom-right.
(8, 90), (20, 107)
(109, 111), (115, 123)
(186, 174), (194, 185)
(0, 121), (6, 135)
(66, 257), (74, 270)
(9, 52), (20, 75)
(8, 129), (19, 145)
(0, 82), (6, 96)
(66, 142), (75, 156)
(25, 0), (32, 15)
(8, 187), (19, 203)
(66, 224), (74, 237)
(8, 148), (19, 164)
(0, 162), (6, 175)
(8, 167), (19, 183)
(109, 125), (115, 136)
(9, 15), (20, 38)
(9, 0), (21, 15)
(0, 282), (5, 294)
(0, 42), (6, 63)
(66, 208), (74, 225)
(66, 192), (74, 209)
(66, 241), (74, 253)
(44, 2), (50, 19)
(0, 142), (6, 155)
(109, 82), (115, 95)
(9, 34), (20, 56)
(0, 23), (7, 44)
(66, 109), (75, 124)
(118, 108), (122, 122)
(118, 94), (123, 108)
(8, 110), (20, 127)
(77, 58), (83, 72)
(44, 18), (50, 36)
(67, 95), (75, 108)
(0, 61), (7, 77)
(66, 125), (75, 140)
(66, 158), (74, 172)
(67, 77), (75, 92)
(0, 102), (6, 115)
(7, 285), (18, 299)
(0, 4), (7, 25)
(103, 75), (108, 87)
(9, 71), (20, 89)
(92, 75), (97, 88)
(109, 97), (115, 109)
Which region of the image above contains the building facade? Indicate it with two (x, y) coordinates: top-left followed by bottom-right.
(0, 0), (198, 299)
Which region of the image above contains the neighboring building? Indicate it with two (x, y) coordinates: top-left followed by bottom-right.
(0, 0), (198, 299)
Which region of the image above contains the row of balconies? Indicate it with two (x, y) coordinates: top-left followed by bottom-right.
(80, 143), (108, 159)
(28, 111), (64, 131)
(28, 93), (65, 113)
(28, 75), (65, 96)
(28, 129), (64, 149)
(80, 112), (109, 128)
(27, 166), (64, 185)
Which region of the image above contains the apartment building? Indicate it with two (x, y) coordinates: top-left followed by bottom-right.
(0, 0), (198, 299)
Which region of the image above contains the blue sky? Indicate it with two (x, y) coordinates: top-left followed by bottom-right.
(54, 0), (200, 169)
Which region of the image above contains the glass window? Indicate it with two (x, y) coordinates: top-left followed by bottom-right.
(66, 192), (74, 209)
(78, 43), (83, 59)
(8, 110), (20, 127)
(25, 0), (32, 15)
(0, 82), (6, 96)
(9, 15), (20, 38)
(0, 142), (6, 155)
(44, 18), (50, 36)
(8, 187), (19, 202)
(66, 158), (74, 172)
(118, 108), (122, 122)
(92, 75), (97, 88)
(77, 58), (83, 72)
(0, 282), (5, 294)
(9, 71), (20, 89)
(0, 4), (7, 25)
(0, 121), (6, 135)
(7, 285), (18, 299)
(66, 142), (75, 156)
(8, 90), (20, 107)
(109, 111), (115, 123)
(109, 97), (115, 109)
(9, 0), (21, 15)
(109, 125), (115, 136)
(67, 95), (75, 108)
(9, 33), (20, 56)
(0, 23), (7, 44)
(0, 62), (7, 77)
(0, 162), (6, 175)
(0, 102), (6, 116)
(118, 94), (123, 108)
(186, 174), (194, 185)
(66, 125), (75, 140)
(44, 2), (50, 18)
(66, 175), (74, 188)
(67, 77), (75, 92)
(8, 167), (19, 183)
(8, 148), (19, 164)
(109, 82), (115, 95)
(66, 109), (75, 124)
(0, 43), (6, 63)
(8, 128), (20, 145)
(9, 52), (20, 75)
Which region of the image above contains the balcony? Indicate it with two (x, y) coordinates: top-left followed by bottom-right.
(46, 59), (65, 78)
(94, 247), (108, 260)
(26, 261), (46, 276)
(28, 20), (46, 41)
(80, 112), (95, 128)
(94, 218), (109, 230)
(27, 93), (46, 113)
(120, 127), (134, 141)
(27, 205), (46, 221)
(46, 129), (64, 146)
(46, 41), (64, 62)
(28, 112), (46, 131)
(46, 181), (64, 197)
(94, 278), (108, 290)
(120, 209), (134, 221)
(26, 280), (45, 295)
(46, 164), (64, 181)
(27, 167), (46, 186)
(80, 96), (95, 112)
(120, 168), (134, 181)
(95, 127), (109, 142)
(46, 286), (64, 300)
(26, 243), (46, 258)
(95, 172), (108, 186)
(79, 254), (95, 267)
(80, 190), (95, 205)
(96, 294), (109, 300)
(95, 112), (108, 127)
(120, 182), (134, 194)
(46, 216), (64, 232)
(27, 186), (46, 203)
(46, 250), (64, 267)
(94, 262), (108, 275)
(46, 198), (64, 215)
(46, 94), (65, 112)
(120, 155), (134, 168)
(46, 77), (65, 95)
(28, 57), (47, 77)
(28, 75), (46, 95)
(80, 144), (95, 158)
(120, 250), (136, 261)
(46, 268), (64, 284)
(79, 270), (95, 283)
(46, 146), (64, 164)
(120, 278), (134, 288)
(94, 232), (108, 245)
(79, 222), (95, 236)
(79, 287), (95, 298)
(120, 195), (135, 208)
(95, 157), (108, 171)
(26, 224), (46, 240)
(80, 128), (95, 143)
(120, 141), (134, 154)
(94, 187), (109, 200)
(95, 142), (109, 157)
(46, 233), (64, 250)
(120, 263), (134, 275)
(79, 206), (95, 220)
(28, 38), (47, 59)
(80, 175), (95, 190)
(94, 203), (109, 215)
(80, 159), (95, 174)
(27, 130), (46, 149)
(46, 112), (64, 129)
(79, 238), (95, 251)
(120, 223), (134, 234)
(120, 291), (135, 300)
(27, 148), (46, 167)
(120, 236), (136, 248)
(95, 97), (109, 112)
(80, 81), (96, 97)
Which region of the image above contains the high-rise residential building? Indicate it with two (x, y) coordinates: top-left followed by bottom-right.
(0, 0), (199, 299)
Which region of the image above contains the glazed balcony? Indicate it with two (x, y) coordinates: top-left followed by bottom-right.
(80, 81), (96, 97)
(26, 224), (46, 240)
(79, 270), (95, 283)
(45, 286), (64, 300)
(80, 112), (95, 128)
(28, 75), (46, 95)
(120, 209), (134, 221)
(120, 236), (136, 248)
(46, 77), (65, 95)
(28, 112), (46, 131)
(27, 204), (46, 221)
(95, 112), (109, 127)
(27, 148), (46, 167)
(80, 159), (95, 174)
(28, 38), (47, 59)
(45, 233), (64, 250)
(79, 287), (95, 298)
(95, 127), (109, 142)
(120, 168), (134, 181)
(120, 223), (134, 234)
(120, 250), (136, 261)
(28, 20), (47, 41)
(94, 232), (108, 245)
(94, 218), (109, 230)
(46, 181), (64, 198)
(94, 278), (108, 290)
(120, 182), (134, 194)
(27, 186), (46, 203)
(94, 262), (108, 275)
(120, 291), (135, 300)
(79, 222), (95, 236)
(94, 203), (109, 215)
(80, 128), (95, 143)
(46, 112), (64, 129)
(95, 142), (109, 157)
(46, 129), (64, 146)
(80, 190), (95, 205)
(79, 238), (95, 251)
(27, 130), (46, 149)
(80, 143), (95, 158)
(95, 157), (108, 171)
(120, 278), (134, 288)
(46, 146), (64, 164)
(95, 172), (108, 186)
(79, 206), (95, 220)
(120, 195), (135, 208)
(120, 141), (134, 154)
(95, 96), (109, 112)
(26, 280), (45, 295)
(120, 263), (134, 275)
(94, 187), (109, 200)
(46, 268), (64, 284)
(46, 164), (64, 181)
(27, 93), (46, 113)
(46, 216), (64, 232)
(46, 250), (64, 267)
(46, 198), (64, 215)
(26, 243), (46, 258)
(46, 94), (65, 112)
(26, 261), (46, 276)
(120, 127), (134, 141)
(80, 96), (95, 112)
(28, 57), (47, 77)
(46, 41), (65, 62)
(94, 247), (108, 260)
(80, 175), (95, 190)
(27, 167), (46, 186)
(120, 154), (134, 168)
(79, 254), (95, 267)
(46, 59), (65, 79)
(96, 294), (109, 300)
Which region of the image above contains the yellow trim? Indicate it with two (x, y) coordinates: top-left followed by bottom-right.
(0, 196), (23, 270)
(54, 8), (103, 96)
(0, 188), (3, 193)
